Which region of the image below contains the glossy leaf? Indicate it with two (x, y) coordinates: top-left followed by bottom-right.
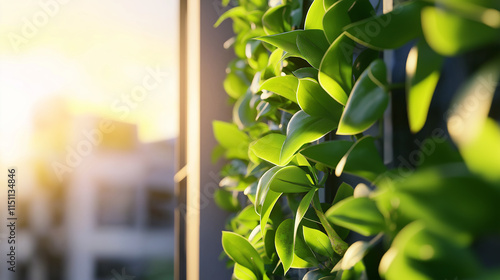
(250, 133), (286, 166)
(293, 67), (318, 79)
(344, 1), (426, 50)
(234, 92), (257, 129)
(353, 48), (379, 80)
(305, 0), (326, 30)
(341, 241), (370, 270)
(303, 226), (335, 257)
(297, 78), (344, 120)
(318, 34), (354, 105)
(326, 196), (386, 236)
(422, 6), (500, 56)
(300, 140), (352, 169)
(406, 41), (443, 133)
(322, 0), (352, 43)
(296, 32), (330, 69)
(269, 166), (314, 193)
(294, 189), (317, 249)
(222, 232), (265, 277)
(234, 264), (258, 280)
(380, 222), (481, 280)
(255, 166), (283, 233)
(337, 59), (388, 135)
(262, 4), (291, 35)
(213, 121), (250, 159)
(280, 110), (339, 165)
(224, 71), (250, 99)
(214, 6), (247, 28)
(257, 30), (329, 64)
(332, 182), (354, 205)
(259, 75), (299, 103)
(275, 219), (295, 274)
(335, 136), (387, 182)
(214, 189), (241, 212)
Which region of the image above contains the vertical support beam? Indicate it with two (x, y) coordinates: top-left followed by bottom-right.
(383, 0), (394, 167)
(182, 1), (234, 279)
(185, 0), (201, 279)
(175, 0), (187, 279)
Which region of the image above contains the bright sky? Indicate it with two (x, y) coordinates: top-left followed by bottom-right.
(0, 0), (179, 161)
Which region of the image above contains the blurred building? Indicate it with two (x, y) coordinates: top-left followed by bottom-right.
(4, 100), (175, 280)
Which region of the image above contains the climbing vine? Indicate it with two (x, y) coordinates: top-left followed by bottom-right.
(213, 0), (500, 279)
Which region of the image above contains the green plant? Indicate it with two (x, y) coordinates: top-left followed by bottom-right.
(213, 0), (500, 279)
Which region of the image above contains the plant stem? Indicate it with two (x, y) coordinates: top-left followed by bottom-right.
(312, 193), (349, 256)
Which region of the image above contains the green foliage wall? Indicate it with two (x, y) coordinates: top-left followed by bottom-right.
(212, 0), (500, 279)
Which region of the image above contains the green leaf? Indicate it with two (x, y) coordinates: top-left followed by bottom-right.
(375, 165), (500, 235)
(275, 219), (295, 274)
(340, 241), (370, 270)
(296, 31), (330, 69)
(380, 222), (481, 280)
(257, 30), (329, 64)
(406, 40), (443, 133)
(259, 75), (299, 103)
(214, 189), (241, 212)
(322, 0), (351, 43)
(250, 133), (286, 166)
(234, 92), (257, 129)
(353, 48), (379, 80)
(294, 189), (317, 250)
(303, 226), (335, 257)
(422, 6), (500, 56)
(213, 121), (250, 160)
(344, 1), (426, 50)
(318, 34), (354, 105)
(234, 264), (258, 280)
(280, 110), (339, 165)
(297, 78), (344, 120)
(458, 118), (500, 183)
(293, 67), (318, 79)
(337, 59), (388, 135)
(270, 166), (314, 193)
(262, 4), (291, 35)
(300, 140), (352, 169)
(326, 196), (386, 236)
(447, 56), (500, 182)
(305, 0), (326, 30)
(255, 166), (283, 233)
(332, 182), (354, 205)
(262, 48), (284, 79)
(335, 136), (387, 182)
(303, 269), (332, 280)
(222, 232), (265, 277)
(224, 71), (251, 99)
(214, 6), (247, 28)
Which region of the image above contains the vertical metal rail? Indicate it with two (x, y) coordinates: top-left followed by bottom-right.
(383, 0), (394, 167)
(175, 0), (187, 279)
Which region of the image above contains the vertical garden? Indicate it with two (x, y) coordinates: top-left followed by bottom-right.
(211, 0), (500, 279)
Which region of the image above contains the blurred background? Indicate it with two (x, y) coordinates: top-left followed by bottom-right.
(0, 0), (179, 279)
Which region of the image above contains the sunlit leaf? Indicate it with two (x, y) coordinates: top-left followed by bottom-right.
(297, 78), (344, 120)
(281, 110), (339, 165)
(303, 225), (335, 257)
(422, 6), (500, 56)
(259, 75), (299, 103)
(337, 59), (388, 135)
(326, 196), (386, 236)
(335, 136), (387, 182)
(344, 1), (426, 50)
(250, 133), (286, 166)
(222, 232), (265, 277)
(406, 40), (443, 133)
(318, 34), (354, 105)
(305, 0), (326, 30)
